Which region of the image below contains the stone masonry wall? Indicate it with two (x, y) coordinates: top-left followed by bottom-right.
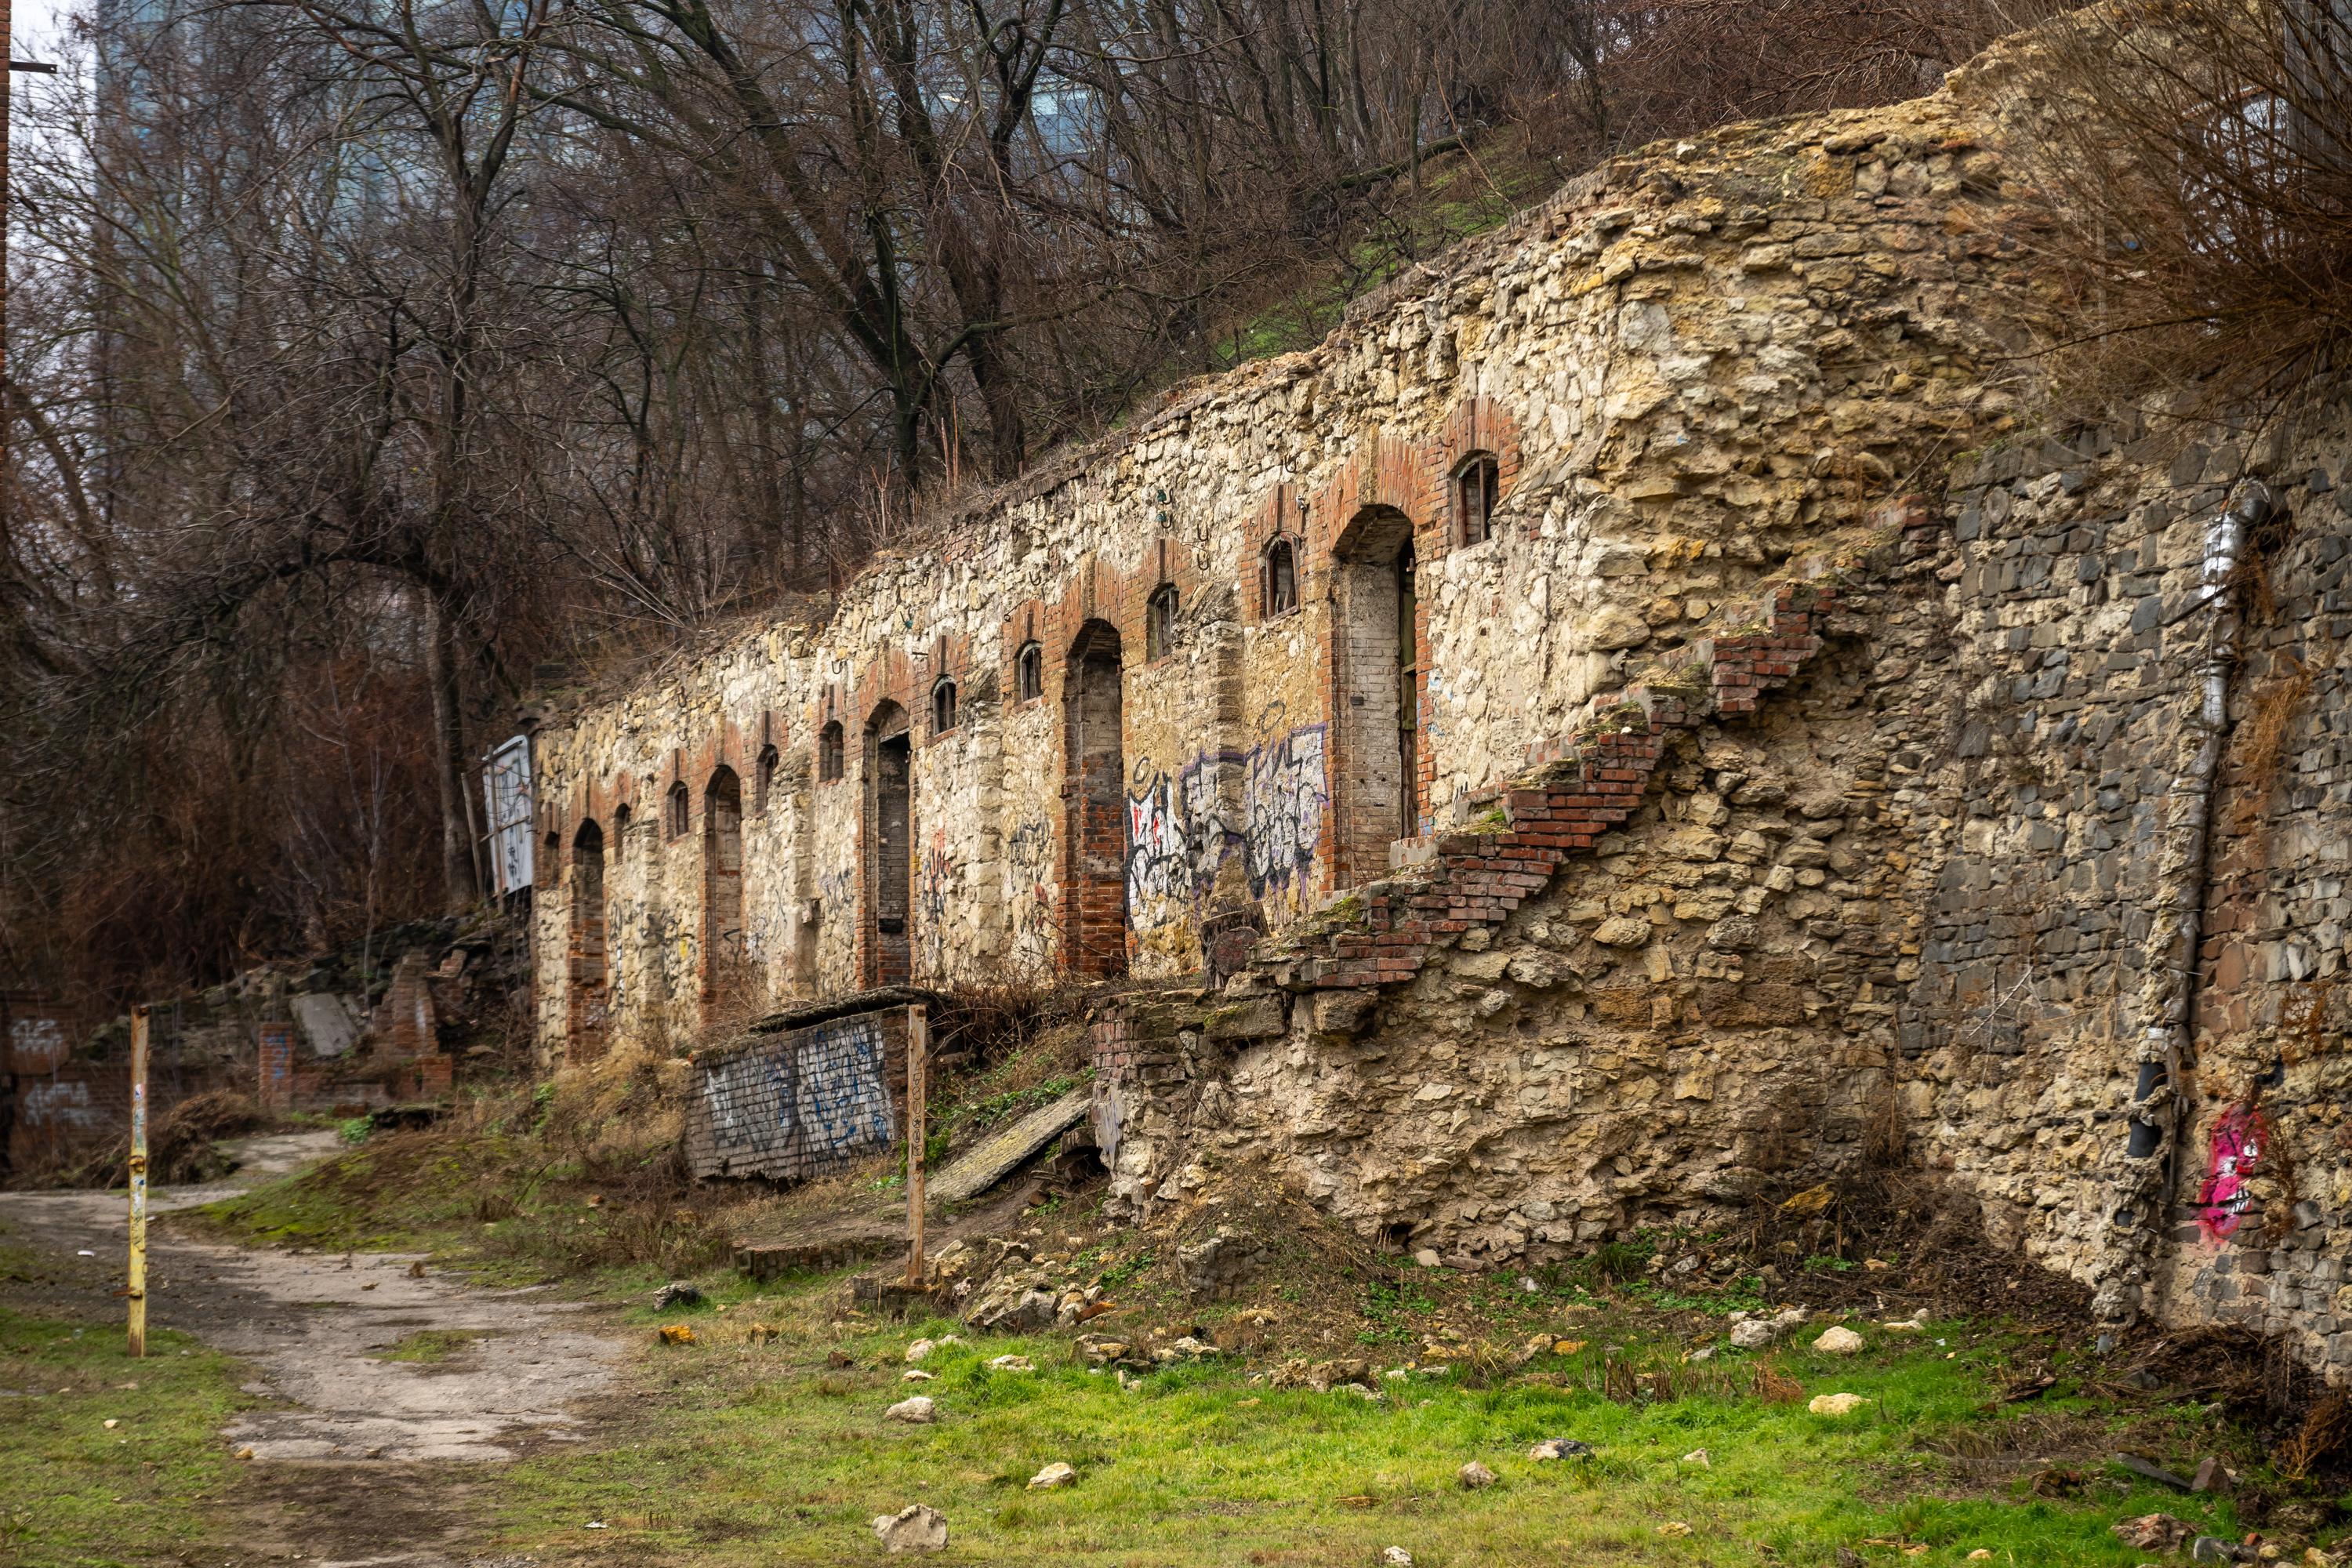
(529, 21), (2352, 1371)
(530, 53), (2031, 1056)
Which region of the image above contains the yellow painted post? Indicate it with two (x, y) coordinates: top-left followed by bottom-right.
(905, 1004), (927, 1288)
(127, 1005), (149, 1359)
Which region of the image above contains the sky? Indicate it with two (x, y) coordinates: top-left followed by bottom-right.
(11, 0), (75, 78)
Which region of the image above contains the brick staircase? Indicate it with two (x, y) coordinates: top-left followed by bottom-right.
(1254, 582), (1833, 996)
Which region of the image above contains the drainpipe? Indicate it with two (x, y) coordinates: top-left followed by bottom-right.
(2103, 481), (2270, 1325)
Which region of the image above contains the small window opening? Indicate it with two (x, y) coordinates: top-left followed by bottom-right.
(612, 803), (631, 860)
(1016, 641), (1044, 702)
(932, 677), (959, 735)
(1146, 583), (1178, 659)
(753, 745), (780, 816)
(666, 780), (689, 838)
(818, 720), (845, 782)
(1455, 452), (1500, 546)
(1264, 536), (1299, 617)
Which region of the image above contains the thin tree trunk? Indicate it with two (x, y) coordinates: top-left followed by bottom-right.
(424, 589), (481, 909)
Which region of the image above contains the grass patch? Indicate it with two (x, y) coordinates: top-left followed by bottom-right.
(372, 1328), (492, 1363)
(478, 1277), (2267, 1567)
(0, 1307), (256, 1567)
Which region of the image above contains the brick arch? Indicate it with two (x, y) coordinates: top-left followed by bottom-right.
(1002, 598), (1049, 704)
(563, 772), (638, 866)
(567, 815), (611, 1063)
(1062, 617), (1128, 978)
(1301, 436), (1441, 891)
(700, 763), (749, 1023)
(1243, 485), (1315, 623)
(1434, 394), (1525, 551)
(919, 630), (975, 744)
(1303, 434), (1440, 565)
(861, 696), (916, 987)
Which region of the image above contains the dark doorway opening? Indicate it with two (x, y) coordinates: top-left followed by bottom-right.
(702, 767), (746, 1021)
(867, 703), (913, 986)
(1063, 620), (1127, 977)
(569, 818), (608, 1063)
(1334, 506), (1420, 885)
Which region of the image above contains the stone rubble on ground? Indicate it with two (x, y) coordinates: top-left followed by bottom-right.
(884, 1396), (936, 1424)
(1806, 1393), (1870, 1417)
(1457, 1461), (1496, 1489)
(1529, 1437), (1595, 1461)
(1028, 1461), (1076, 1490)
(871, 1504), (948, 1553)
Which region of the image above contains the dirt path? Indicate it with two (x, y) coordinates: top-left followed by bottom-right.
(1, 1132), (632, 1566)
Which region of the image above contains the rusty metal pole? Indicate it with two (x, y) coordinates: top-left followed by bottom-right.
(904, 1004), (927, 1288)
(127, 1005), (149, 1358)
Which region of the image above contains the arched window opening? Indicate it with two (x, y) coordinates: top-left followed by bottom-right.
(818, 720), (845, 782)
(1146, 583), (1178, 659)
(1016, 641), (1044, 702)
(932, 677), (959, 735)
(1455, 452), (1500, 547)
(666, 780), (690, 838)
(612, 803), (631, 862)
(754, 745), (780, 816)
(1263, 536), (1299, 617)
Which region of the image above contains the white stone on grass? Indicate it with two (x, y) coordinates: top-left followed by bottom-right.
(871, 1504), (948, 1552)
(884, 1396), (937, 1423)
(1813, 1326), (1865, 1355)
(1029, 1461), (1076, 1489)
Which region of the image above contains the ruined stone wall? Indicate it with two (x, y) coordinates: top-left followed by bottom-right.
(530, 62), (2028, 1062)
(1903, 420), (2352, 1373)
(527, 20), (2352, 1370)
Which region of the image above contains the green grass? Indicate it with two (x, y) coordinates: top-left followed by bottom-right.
(0, 1307), (256, 1568)
(372, 1327), (492, 1363)
(185, 1130), (725, 1293)
(480, 1290), (2261, 1568)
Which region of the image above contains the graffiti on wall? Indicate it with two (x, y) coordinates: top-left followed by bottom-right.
(1123, 723), (1330, 924)
(1007, 818), (1058, 970)
(1243, 724), (1327, 898)
(687, 1011), (898, 1181)
(918, 827), (956, 970)
(7, 1014), (67, 1073)
(20, 1078), (100, 1132)
(2197, 1102), (2271, 1243)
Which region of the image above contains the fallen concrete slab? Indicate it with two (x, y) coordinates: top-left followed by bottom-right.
(928, 1088), (1090, 1207)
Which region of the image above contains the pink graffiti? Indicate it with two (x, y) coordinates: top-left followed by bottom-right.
(2197, 1102), (2270, 1243)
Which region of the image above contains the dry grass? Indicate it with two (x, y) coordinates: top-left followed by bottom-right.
(2276, 1389), (2352, 1480)
(2014, 0), (2352, 434)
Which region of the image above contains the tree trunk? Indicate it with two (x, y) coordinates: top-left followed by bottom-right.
(425, 590), (482, 909)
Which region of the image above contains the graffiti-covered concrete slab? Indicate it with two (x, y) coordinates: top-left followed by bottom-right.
(684, 1001), (912, 1182)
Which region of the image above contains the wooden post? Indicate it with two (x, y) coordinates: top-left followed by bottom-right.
(904, 1004), (927, 1287)
(127, 1005), (149, 1359)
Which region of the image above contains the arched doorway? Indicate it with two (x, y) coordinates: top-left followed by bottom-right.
(866, 702), (913, 986)
(1063, 619), (1127, 976)
(703, 767), (746, 1020)
(1332, 505), (1420, 886)
(569, 818), (608, 1063)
